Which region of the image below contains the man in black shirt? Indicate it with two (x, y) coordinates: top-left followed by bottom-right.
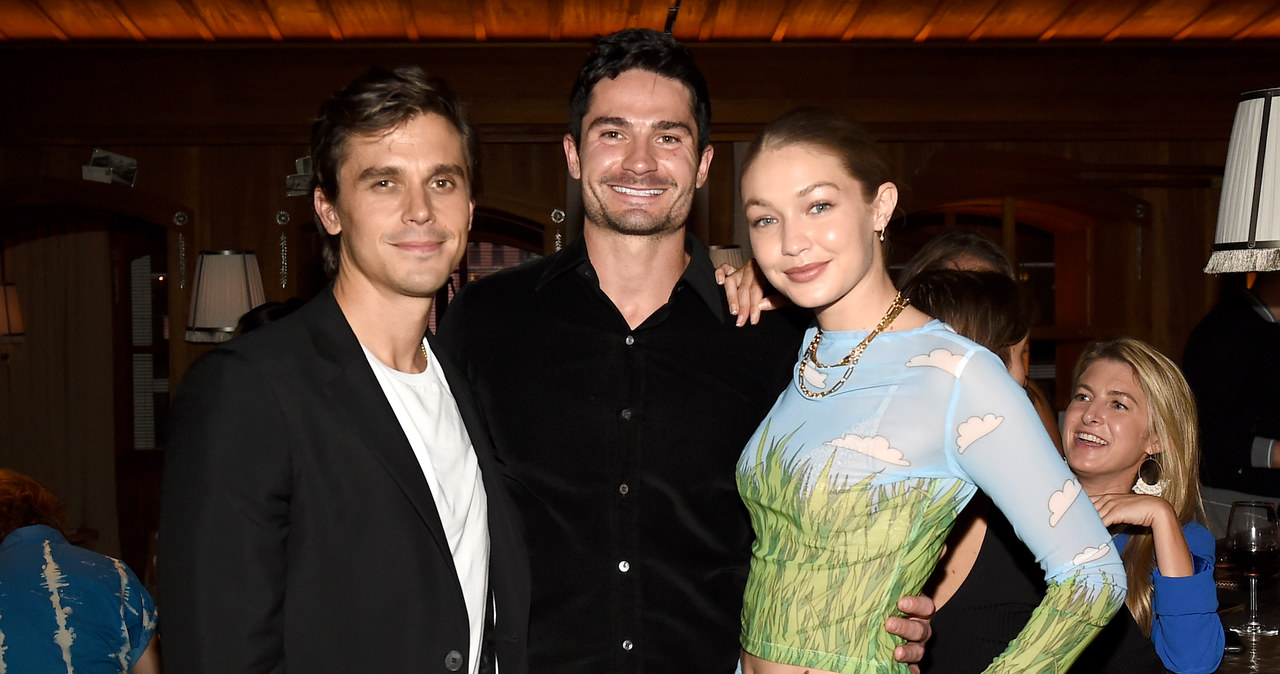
(438, 29), (932, 673)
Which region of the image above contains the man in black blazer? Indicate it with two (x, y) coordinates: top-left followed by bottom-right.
(160, 66), (529, 673)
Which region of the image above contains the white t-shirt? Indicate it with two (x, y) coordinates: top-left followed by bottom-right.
(363, 339), (490, 674)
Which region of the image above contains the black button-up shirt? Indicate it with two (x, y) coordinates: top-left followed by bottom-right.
(438, 234), (803, 673)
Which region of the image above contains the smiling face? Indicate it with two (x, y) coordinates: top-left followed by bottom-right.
(564, 69), (713, 238)
(743, 143), (896, 330)
(1063, 358), (1160, 493)
(314, 113), (473, 301)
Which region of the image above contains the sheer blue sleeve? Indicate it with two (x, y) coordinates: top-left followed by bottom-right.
(946, 346), (1128, 671)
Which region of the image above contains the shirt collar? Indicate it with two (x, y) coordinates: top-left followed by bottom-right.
(534, 231), (728, 323)
(1, 524), (67, 552)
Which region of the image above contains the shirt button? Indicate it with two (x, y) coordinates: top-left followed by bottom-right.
(620, 408), (633, 421)
(625, 334), (635, 345)
(618, 483), (629, 495)
(444, 650), (464, 671)
(619, 560), (630, 572)
(622, 639), (634, 651)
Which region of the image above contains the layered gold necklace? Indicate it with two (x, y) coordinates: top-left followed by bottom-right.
(797, 292), (910, 399)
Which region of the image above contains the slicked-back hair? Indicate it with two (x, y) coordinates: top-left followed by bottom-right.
(901, 269), (1033, 366)
(0, 469), (67, 542)
(741, 108), (891, 206)
(569, 28), (712, 153)
(310, 66), (477, 277)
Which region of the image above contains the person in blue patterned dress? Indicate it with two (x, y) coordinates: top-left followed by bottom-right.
(734, 108), (1128, 674)
(0, 468), (159, 673)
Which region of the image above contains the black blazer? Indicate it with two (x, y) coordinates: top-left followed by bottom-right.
(159, 287), (529, 673)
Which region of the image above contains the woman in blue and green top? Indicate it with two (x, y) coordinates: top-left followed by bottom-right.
(735, 108), (1128, 674)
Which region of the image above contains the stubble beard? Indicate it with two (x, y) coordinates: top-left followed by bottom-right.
(582, 182), (691, 238)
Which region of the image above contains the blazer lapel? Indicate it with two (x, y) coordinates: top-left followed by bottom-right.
(429, 332), (501, 478)
(305, 289), (455, 564)
(431, 332), (533, 639)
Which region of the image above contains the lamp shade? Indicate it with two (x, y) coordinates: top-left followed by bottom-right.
(0, 283), (22, 339)
(1206, 87), (1280, 274)
(186, 251), (265, 343)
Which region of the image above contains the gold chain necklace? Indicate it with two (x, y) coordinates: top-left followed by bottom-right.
(797, 292), (910, 399)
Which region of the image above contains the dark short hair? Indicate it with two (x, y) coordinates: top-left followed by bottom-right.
(0, 469), (67, 542)
(569, 28), (712, 152)
(900, 269), (1033, 366)
(741, 108), (890, 205)
(896, 229), (1014, 288)
(310, 66), (477, 277)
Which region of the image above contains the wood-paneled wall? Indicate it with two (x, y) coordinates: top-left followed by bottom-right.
(1, 38), (1275, 573)
(4, 42), (1272, 363)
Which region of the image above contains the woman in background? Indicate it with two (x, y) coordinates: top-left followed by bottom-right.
(1062, 338), (1222, 673)
(924, 337), (1223, 673)
(899, 269), (1042, 645)
(897, 269), (1031, 377)
(734, 107), (1126, 674)
(894, 228), (1059, 453)
(894, 229), (1013, 288)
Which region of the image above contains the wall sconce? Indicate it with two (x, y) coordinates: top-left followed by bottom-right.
(186, 251), (265, 343)
(1206, 87), (1280, 274)
(0, 283), (22, 342)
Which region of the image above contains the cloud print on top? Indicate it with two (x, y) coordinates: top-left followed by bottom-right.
(1072, 543), (1112, 566)
(905, 348), (965, 377)
(1048, 479), (1083, 527)
(956, 414), (1003, 453)
(825, 433), (910, 466)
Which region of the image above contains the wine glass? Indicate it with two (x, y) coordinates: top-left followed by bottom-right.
(1225, 500), (1280, 637)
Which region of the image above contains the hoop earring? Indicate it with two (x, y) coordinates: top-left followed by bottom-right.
(1132, 455), (1163, 497)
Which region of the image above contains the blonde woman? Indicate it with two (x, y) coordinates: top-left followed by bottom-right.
(926, 337), (1224, 673)
(1062, 338), (1223, 672)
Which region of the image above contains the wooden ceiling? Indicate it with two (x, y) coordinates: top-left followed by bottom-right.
(3, 0), (1280, 43)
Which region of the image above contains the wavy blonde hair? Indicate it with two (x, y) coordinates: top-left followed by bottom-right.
(1072, 337), (1203, 635)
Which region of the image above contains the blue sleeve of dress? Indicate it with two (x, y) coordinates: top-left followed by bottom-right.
(122, 562), (158, 666)
(942, 345), (1128, 671)
(1149, 521), (1224, 673)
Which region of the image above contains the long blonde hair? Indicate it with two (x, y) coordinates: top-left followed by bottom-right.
(1072, 337), (1203, 635)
